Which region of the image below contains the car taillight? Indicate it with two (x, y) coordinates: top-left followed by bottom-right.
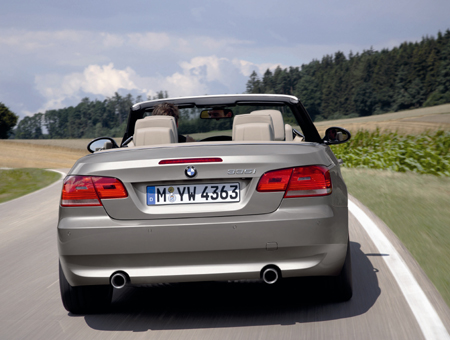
(91, 177), (128, 199)
(285, 166), (331, 197)
(61, 176), (128, 207)
(256, 168), (293, 192)
(257, 165), (331, 197)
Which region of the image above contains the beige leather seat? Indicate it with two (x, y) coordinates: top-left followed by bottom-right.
(285, 124), (293, 141)
(232, 114), (274, 141)
(250, 109), (285, 141)
(134, 115), (178, 146)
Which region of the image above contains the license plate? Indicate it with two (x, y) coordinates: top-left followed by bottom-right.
(147, 183), (240, 205)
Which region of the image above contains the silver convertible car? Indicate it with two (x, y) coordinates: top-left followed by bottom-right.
(58, 94), (352, 314)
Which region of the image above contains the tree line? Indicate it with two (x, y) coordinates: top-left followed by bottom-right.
(246, 29), (450, 121)
(2, 29), (450, 139)
(11, 91), (168, 139)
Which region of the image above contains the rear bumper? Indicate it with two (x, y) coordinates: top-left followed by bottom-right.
(58, 199), (348, 286)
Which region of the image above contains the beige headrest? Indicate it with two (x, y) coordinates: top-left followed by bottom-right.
(232, 114), (274, 141)
(251, 110), (284, 140)
(134, 115), (178, 146)
(285, 124), (293, 141)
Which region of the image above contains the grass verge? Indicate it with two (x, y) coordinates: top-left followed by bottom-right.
(0, 168), (62, 203)
(342, 167), (450, 306)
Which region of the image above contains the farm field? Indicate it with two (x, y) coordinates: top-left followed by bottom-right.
(314, 103), (450, 136)
(0, 140), (88, 168)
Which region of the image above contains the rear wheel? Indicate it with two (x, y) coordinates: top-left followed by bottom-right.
(59, 262), (112, 314)
(331, 240), (353, 301)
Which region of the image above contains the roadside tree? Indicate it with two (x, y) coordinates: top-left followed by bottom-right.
(0, 102), (19, 139)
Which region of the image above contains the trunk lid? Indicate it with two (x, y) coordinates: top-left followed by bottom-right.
(70, 142), (333, 220)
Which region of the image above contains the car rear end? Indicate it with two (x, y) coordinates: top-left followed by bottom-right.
(57, 141), (349, 289)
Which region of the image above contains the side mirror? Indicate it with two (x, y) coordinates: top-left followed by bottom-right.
(200, 109), (234, 119)
(87, 137), (119, 153)
(323, 127), (351, 145)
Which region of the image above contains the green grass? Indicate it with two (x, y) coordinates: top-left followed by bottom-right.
(332, 130), (450, 176)
(342, 167), (450, 306)
(0, 168), (61, 203)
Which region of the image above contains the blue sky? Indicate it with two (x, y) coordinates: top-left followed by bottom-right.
(1, 0), (449, 119)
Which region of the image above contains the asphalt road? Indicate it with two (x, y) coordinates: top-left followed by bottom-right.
(1, 173), (449, 340)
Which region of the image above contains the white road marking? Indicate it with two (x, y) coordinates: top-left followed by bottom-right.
(348, 199), (450, 340)
(46, 280), (59, 289)
(46, 169), (67, 178)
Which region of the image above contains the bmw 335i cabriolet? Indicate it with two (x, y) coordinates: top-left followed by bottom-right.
(58, 94), (352, 314)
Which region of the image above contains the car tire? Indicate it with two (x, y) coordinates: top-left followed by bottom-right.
(331, 239), (353, 301)
(59, 262), (113, 314)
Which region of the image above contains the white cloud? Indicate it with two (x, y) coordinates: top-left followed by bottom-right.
(0, 29), (252, 55)
(177, 56), (285, 91)
(0, 29), (251, 58)
(100, 33), (125, 48)
(35, 63), (139, 111)
(81, 64), (138, 94)
(234, 59), (287, 77)
(0, 29), (90, 50)
(34, 56), (285, 112)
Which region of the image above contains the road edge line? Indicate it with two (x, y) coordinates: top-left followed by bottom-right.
(348, 199), (450, 340)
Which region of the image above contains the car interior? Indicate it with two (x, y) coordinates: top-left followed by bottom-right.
(123, 109), (304, 149)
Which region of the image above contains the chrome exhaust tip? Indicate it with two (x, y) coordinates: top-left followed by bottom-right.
(111, 272), (128, 289)
(262, 267), (279, 284)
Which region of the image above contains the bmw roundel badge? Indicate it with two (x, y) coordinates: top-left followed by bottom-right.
(185, 166), (197, 178)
